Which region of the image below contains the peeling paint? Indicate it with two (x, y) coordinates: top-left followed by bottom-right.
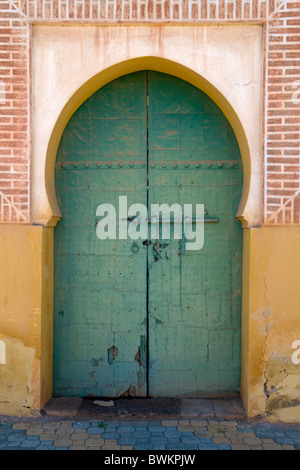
(264, 359), (300, 418)
(0, 340), (6, 364)
(108, 346), (118, 366)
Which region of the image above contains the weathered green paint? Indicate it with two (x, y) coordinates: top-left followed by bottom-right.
(147, 72), (243, 396)
(54, 72), (148, 397)
(54, 71), (243, 398)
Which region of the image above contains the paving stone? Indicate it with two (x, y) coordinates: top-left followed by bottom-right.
(118, 437), (137, 446)
(165, 443), (186, 450)
(165, 438), (181, 445)
(71, 440), (85, 446)
(105, 439), (118, 444)
(285, 430), (300, 438)
(56, 427), (74, 435)
(151, 432), (164, 438)
(73, 422), (90, 429)
(133, 431), (151, 438)
(242, 432), (256, 437)
(225, 431), (242, 438)
(12, 423), (31, 430)
(101, 444), (121, 450)
(135, 438), (149, 445)
(7, 433), (26, 441)
(36, 446), (56, 450)
(217, 444), (231, 450)
(190, 420), (208, 426)
(54, 439), (73, 447)
(21, 440), (41, 448)
(71, 432), (88, 440)
(102, 427), (118, 433)
(69, 446), (88, 450)
(125, 421), (151, 426)
(26, 428), (44, 435)
(177, 425), (196, 432)
(282, 445), (296, 450)
(274, 437), (294, 445)
(231, 444), (251, 450)
(29, 422), (44, 428)
(164, 430), (182, 438)
(87, 426), (106, 434)
(27, 435), (42, 441)
(220, 420), (238, 426)
(262, 443), (283, 450)
(197, 443), (219, 450)
(148, 425), (166, 433)
(272, 431), (286, 437)
(197, 437), (213, 444)
(149, 437), (168, 444)
(133, 443), (154, 450)
(161, 420), (179, 426)
(243, 437), (263, 445)
(117, 425), (136, 433)
(194, 431), (213, 438)
(85, 438), (105, 446)
(254, 430), (275, 438)
(212, 437), (231, 445)
(120, 446), (134, 450)
(153, 445), (166, 450)
(230, 437), (244, 443)
(40, 433), (57, 441)
(236, 425), (255, 432)
(181, 436), (201, 445)
(42, 424), (60, 430)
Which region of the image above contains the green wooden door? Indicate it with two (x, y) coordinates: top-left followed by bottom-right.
(147, 72), (243, 396)
(54, 71), (243, 397)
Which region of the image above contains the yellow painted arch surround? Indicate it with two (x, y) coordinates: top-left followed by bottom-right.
(45, 57), (252, 228)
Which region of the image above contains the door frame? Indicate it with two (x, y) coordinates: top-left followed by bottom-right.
(31, 24), (264, 416)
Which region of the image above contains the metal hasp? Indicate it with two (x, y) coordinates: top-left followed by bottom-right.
(127, 215), (220, 255)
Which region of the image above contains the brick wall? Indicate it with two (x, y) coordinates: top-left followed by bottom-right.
(0, 0), (299, 224)
(0, 1), (29, 222)
(265, 1), (300, 223)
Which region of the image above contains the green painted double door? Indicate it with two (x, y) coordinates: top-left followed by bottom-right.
(54, 71), (243, 397)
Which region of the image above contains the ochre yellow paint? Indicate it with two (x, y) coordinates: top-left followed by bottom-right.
(0, 225), (53, 416)
(1, 223), (299, 421)
(241, 226), (300, 423)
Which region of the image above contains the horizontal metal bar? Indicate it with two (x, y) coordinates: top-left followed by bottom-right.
(125, 217), (219, 224)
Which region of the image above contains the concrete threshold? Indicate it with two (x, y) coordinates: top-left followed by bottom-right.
(42, 397), (246, 421)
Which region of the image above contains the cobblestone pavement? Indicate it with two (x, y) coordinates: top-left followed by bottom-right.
(0, 418), (300, 450)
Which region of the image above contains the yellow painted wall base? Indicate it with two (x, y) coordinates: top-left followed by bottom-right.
(0, 225), (53, 416)
(0, 224), (299, 421)
(241, 226), (300, 423)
